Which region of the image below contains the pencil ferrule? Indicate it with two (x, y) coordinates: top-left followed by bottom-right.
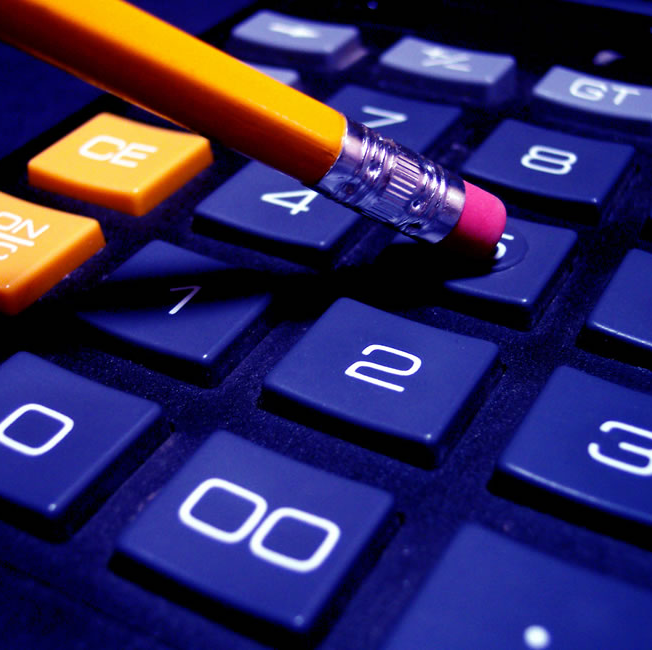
(313, 118), (465, 244)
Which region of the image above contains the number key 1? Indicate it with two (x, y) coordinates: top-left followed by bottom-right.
(77, 240), (271, 385)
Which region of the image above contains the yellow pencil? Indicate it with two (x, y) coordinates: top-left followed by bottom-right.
(0, 0), (505, 257)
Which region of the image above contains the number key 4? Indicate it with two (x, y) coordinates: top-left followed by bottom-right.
(194, 163), (364, 265)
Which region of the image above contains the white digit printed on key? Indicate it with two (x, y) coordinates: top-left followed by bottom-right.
(260, 189), (319, 215)
(360, 106), (408, 129)
(178, 478), (340, 572)
(345, 344), (422, 392)
(588, 420), (652, 476)
(521, 145), (577, 175)
(0, 403), (74, 456)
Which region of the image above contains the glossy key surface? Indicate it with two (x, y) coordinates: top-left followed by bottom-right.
(462, 119), (634, 218)
(384, 525), (652, 649)
(497, 366), (652, 528)
(263, 298), (498, 464)
(0, 192), (105, 315)
(327, 85), (460, 153)
(28, 113), (213, 216)
(116, 431), (392, 633)
(584, 249), (652, 366)
(229, 10), (364, 71)
(378, 36), (516, 105)
(194, 164), (361, 263)
(77, 240), (271, 383)
(384, 217), (577, 328)
(533, 66), (652, 135)
(0, 352), (161, 537)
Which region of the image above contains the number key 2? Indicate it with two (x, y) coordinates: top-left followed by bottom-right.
(263, 298), (498, 465)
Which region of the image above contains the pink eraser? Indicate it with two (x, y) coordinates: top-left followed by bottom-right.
(441, 181), (506, 258)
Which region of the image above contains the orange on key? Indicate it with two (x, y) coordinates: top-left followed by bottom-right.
(28, 113), (213, 216)
(0, 192), (105, 315)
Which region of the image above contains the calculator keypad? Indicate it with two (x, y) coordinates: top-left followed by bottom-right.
(1, 1), (652, 649)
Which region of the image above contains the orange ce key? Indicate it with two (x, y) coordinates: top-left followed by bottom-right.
(0, 192), (105, 315)
(28, 113), (213, 216)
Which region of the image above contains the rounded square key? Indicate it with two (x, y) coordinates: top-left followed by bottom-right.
(378, 36), (516, 105)
(116, 431), (392, 634)
(384, 525), (652, 649)
(533, 66), (652, 136)
(327, 85), (460, 153)
(384, 217), (577, 329)
(444, 219), (576, 328)
(229, 10), (364, 71)
(0, 191), (105, 315)
(0, 352), (161, 537)
(28, 113), (213, 216)
(497, 366), (652, 528)
(462, 120), (634, 219)
(584, 249), (652, 367)
(77, 240), (271, 384)
(194, 163), (362, 263)
(263, 298), (498, 464)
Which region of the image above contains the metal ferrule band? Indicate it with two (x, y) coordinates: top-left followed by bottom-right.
(312, 117), (465, 244)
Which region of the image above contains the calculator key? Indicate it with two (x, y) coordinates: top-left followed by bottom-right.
(533, 66), (652, 135)
(497, 366), (652, 528)
(263, 298), (498, 465)
(384, 525), (652, 649)
(584, 249), (652, 366)
(28, 113), (213, 216)
(0, 192), (105, 315)
(229, 10), (364, 71)
(378, 36), (516, 105)
(0, 352), (161, 537)
(384, 217), (577, 329)
(116, 431), (392, 633)
(462, 120), (634, 218)
(327, 85), (460, 153)
(194, 163), (362, 263)
(77, 240), (271, 384)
